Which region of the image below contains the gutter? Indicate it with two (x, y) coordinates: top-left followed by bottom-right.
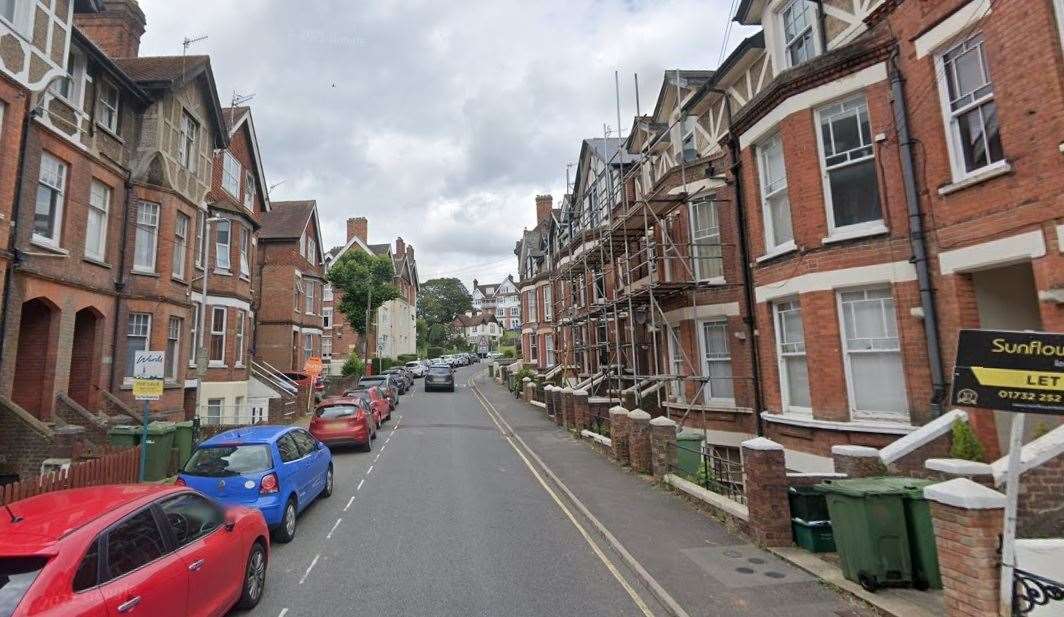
(888, 48), (947, 416)
(108, 170), (135, 391)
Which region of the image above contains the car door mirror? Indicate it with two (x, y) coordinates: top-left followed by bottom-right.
(224, 513), (237, 532)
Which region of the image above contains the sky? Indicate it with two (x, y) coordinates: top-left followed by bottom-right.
(139, 0), (754, 292)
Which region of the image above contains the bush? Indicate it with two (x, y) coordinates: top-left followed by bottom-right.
(427, 345), (445, 359)
(502, 347), (516, 358)
(371, 357), (397, 373)
(950, 421), (986, 462)
(341, 356), (365, 377)
(397, 353), (420, 364)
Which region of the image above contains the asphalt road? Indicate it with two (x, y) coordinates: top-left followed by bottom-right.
(242, 365), (651, 617)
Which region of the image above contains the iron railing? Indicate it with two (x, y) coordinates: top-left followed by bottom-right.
(671, 441), (746, 505)
(587, 406), (611, 438)
(1015, 568), (1064, 616)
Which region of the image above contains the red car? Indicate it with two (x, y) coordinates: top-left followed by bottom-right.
(343, 386), (393, 423)
(310, 397), (378, 450)
(0, 484), (269, 617)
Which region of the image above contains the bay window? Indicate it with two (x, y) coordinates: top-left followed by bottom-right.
(838, 288), (908, 420)
(305, 280), (316, 314)
(781, 0), (817, 67)
(222, 151), (241, 197)
(34, 153), (66, 247)
(209, 307), (226, 365)
(756, 133), (794, 252)
(166, 317), (182, 381)
(179, 110), (198, 170)
(668, 327), (687, 403)
(773, 300), (811, 414)
(234, 311), (245, 366)
(239, 226), (250, 278)
(133, 202), (159, 272)
(543, 285), (552, 321)
(172, 213), (189, 279)
(244, 169), (255, 209)
(96, 81), (120, 133)
(937, 33), (1004, 179)
(85, 180), (110, 261)
(817, 96), (881, 234)
(215, 220), (231, 271)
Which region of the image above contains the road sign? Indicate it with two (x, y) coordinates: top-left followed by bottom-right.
(133, 350), (165, 401)
(951, 329), (1064, 415)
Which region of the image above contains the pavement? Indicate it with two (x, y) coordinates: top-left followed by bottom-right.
(240, 365), (879, 617)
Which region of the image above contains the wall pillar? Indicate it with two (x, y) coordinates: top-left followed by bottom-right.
(572, 389), (589, 432)
(831, 445), (886, 477)
(628, 409), (652, 474)
(544, 385), (556, 418)
(924, 479), (1006, 617)
(741, 437), (792, 547)
(610, 406), (630, 465)
(621, 388), (638, 411)
(650, 416), (677, 479)
(559, 388), (573, 428)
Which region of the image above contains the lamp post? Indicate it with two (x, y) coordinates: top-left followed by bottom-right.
(194, 216), (228, 421)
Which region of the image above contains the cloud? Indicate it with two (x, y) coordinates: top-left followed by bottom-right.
(139, 0), (755, 291)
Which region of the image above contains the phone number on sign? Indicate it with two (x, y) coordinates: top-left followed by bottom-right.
(997, 390), (1064, 403)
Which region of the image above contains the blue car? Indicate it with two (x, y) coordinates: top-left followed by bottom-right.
(178, 425), (333, 543)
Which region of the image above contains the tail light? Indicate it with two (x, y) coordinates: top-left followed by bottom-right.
(260, 473), (279, 495)
(349, 410), (366, 426)
(175, 477), (186, 487)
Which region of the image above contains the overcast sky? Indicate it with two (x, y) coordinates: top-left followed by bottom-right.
(140, 0), (753, 291)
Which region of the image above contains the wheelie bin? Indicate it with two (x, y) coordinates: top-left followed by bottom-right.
(172, 420), (197, 469)
(897, 479), (942, 590)
(814, 478), (914, 591)
(141, 421), (176, 481)
(675, 430), (704, 478)
(789, 486), (836, 553)
(107, 424), (142, 449)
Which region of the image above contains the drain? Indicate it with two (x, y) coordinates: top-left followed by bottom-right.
(723, 550), (743, 558)
(764, 571), (786, 579)
(735, 567), (755, 574)
(748, 557), (766, 565)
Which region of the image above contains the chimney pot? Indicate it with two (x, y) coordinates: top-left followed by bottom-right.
(75, 0), (147, 59)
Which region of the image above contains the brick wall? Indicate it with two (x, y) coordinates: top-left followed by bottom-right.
(1017, 453), (1064, 538)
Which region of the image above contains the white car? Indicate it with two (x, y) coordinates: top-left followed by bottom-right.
(404, 361), (426, 377)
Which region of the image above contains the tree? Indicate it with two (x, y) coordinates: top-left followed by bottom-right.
(327, 251), (400, 335)
(418, 278), (472, 325)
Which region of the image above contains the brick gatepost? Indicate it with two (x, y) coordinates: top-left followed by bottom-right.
(924, 479), (1006, 617)
(559, 388), (573, 428)
(521, 378), (532, 402)
(610, 406), (631, 465)
(741, 437), (792, 547)
(627, 409), (653, 474)
(621, 389), (638, 411)
(572, 389), (589, 432)
(544, 385), (556, 418)
(831, 445), (886, 477)
(650, 416), (678, 479)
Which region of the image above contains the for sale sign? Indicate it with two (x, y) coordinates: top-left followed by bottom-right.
(951, 329), (1064, 415)
(133, 350), (165, 401)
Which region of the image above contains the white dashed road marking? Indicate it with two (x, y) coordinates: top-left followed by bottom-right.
(299, 554), (320, 585)
(326, 518), (342, 540)
(367, 465), (374, 475)
(357, 479), (365, 491)
(278, 609), (289, 617)
(344, 496), (355, 511)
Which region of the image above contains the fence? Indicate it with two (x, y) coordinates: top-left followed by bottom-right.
(1, 446), (141, 503)
(670, 441), (746, 505)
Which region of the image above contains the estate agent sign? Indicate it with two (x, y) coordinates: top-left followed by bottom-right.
(951, 329), (1064, 415)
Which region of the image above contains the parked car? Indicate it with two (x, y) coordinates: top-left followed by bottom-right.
(0, 485), (270, 616)
(383, 368), (413, 392)
(344, 386), (392, 424)
(310, 397), (377, 450)
(178, 425), (333, 544)
(351, 376), (399, 409)
(425, 364), (456, 392)
(404, 361), (426, 377)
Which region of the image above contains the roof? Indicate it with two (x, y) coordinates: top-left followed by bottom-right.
(259, 200), (315, 240)
(683, 32), (767, 115)
(453, 311), (499, 328)
(71, 29), (151, 106)
(200, 424), (296, 446)
(734, 0), (765, 25)
(0, 485), (182, 548)
(222, 105), (272, 213)
(368, 243), (391, 256)
(586, 137), (639, 166)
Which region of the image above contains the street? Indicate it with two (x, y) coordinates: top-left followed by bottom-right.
(247, 365), (650, 617)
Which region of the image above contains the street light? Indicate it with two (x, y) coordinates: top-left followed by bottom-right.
(193, 216), (227, 420)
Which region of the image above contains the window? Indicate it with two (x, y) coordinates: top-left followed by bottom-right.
(838, 288), (907, 419)
(277, 433), (301, 462)
(304, 333), (313, 363)
(307, 238), (317, 265)
(159, 493), (223, 548)
(206, 399), (222, 425)
(214, 220), (231, 271)
(105, 509), (166, 581)
(322, 335), (332, 356)
(690, 200), (723, 280)
(189, 303), (200, 367)
(239, 226), (250, 278)
(527, 290), (537, 322)
(195, 211), (205, 268)
(700, 320), (734, 402)
(221, 151), (241, 196)
(133, 202), (159, 272)
(34, 153), (66, 247)
(938, 33), (1004, 178)
(817, 96), (881, 233)
(323, 284), (333, 302)
(545, 335), (555, 367)
(85, 180), (110, 261)
(1, 0), (14, 21)
(323, 307), (332, 329)
(96, 81), (119, 132)
(305, 280), (316, 314)
(244, 169), (255, 209)
(209, 307), (226, 365)
(179, 110), (198, 170)
(73, 541), (99, 592)
(529, 334), (538, 362)
(543, 285), (552, 320)
(773, 300), (811, 414)
(126, 313), (150, 377)
(172, 213), (189, 279)
(294, 274), (303, 313)
(593, 269), (605, 301)
(234, 311), (245, 366)
(781, 0), (817, 67)
(166, 316), (181, 381)
(681, 115), (698, 160)
(668, 327), (687, 403)
(596, 321), (609, 367)
(756, 133), (793, 252)
(510, 307), (519, 317)
(50, 51), (82, 105)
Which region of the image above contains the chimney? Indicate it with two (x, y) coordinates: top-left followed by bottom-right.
(75, 0), (147, 59)
(395, 236), (405, 257)
(535, 195), (553, 224)
(347, 217), (367, 244)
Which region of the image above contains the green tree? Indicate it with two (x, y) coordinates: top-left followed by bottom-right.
(418, 278), (472, 325)
(327, 251), (400, 335)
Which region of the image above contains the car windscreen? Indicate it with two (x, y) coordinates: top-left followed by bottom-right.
(428, 367), (452, 376)
(0, 556), (48, 617)
(183, 444), (272, 477)
(317, 405), (360, 419)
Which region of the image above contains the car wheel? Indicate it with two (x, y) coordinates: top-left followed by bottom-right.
(322, 466), (334, 498)
(364, 435), (373, 452)
(272, 498), (298, 544)
(236, 541), (268, 609)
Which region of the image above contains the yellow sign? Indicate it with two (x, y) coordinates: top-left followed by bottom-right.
(133, 379), (164, 401)
(970, 367), (1064, 392)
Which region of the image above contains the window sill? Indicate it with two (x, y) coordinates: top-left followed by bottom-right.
(208, 362), (227, 369)
(755, 242), (797, 264)
(213, 268), (232, 276)
(822, 223), (889, 245)
(937, 161), (1012, 196)
(696, 276), (727, 285)
(239, 274), (251, 282)
(83, 256), (111, 269)
(760, 411), (916, 435)
(132, 269), (159, 278)
(171, 275), (187, 285)
(29, 238), (68, 255)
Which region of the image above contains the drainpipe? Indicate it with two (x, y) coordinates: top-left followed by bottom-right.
(889, 47), (947, 416)
(108, 171), (135, 392)
(708, 88), (766, 436)
(814, 0), (829, 53)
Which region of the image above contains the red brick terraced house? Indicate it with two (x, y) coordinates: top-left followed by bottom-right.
(255, 200), (326, 374)
(516, 195), (559, 371)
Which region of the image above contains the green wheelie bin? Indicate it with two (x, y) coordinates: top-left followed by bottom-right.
(814, 478), (915, 592)
(172, 420), (197, 470)
(898, 479), (942, 590)
(107, 424), (142, 449)
(675, 430), (704, 478)
(142, 421), (177, 481)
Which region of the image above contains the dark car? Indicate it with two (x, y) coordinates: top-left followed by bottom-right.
(350, 376), (399, 409)
(383, 368), (413, 393)
(424, 364), (455, 392)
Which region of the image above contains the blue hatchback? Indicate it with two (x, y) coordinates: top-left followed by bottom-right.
(178, 425), (334, 543)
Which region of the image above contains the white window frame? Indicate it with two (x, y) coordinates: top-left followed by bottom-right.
(0, 0), (32, 37)
(779, 0), (819, 68)
(323, 307), (333, 329)
(543, 285), (552, 321)
(294, 273), (303, 313)
(172, 212), (189, 280)
(698, 319), (735, 405)
(545, 335), (556, 367)
(305, 279), (315, 315)
(234, 310), (245, 367)
(307, 237), (317, 265)
(179, 110), (198, 170)
(304, 333), (314, 363)
(49, 49), (86, 109)
(815, 95), (883, 238)
(322, 335), (332, 357)
(323, 284), (333, 302)
(243, 169), (255, 210)
(95, 80), (120, 133)
(527, 290), (537, 322)
(214, 220), (231, 272)
(756, 133), (795, 254)
(773, 299), (812, 416)
(239, 226), (250, 279)
(934, 32), (1006, 182)
(689, 200), (723, 282)
(126, 313), (151, 378)
(133, 201), (159, 273)
(188, 303), (200, 367)
(85, 180), (110, 261)
(222, 151), (241, 197)
(209, 306), (226, 367)
(195, 211), (206, 269)
(166, 316), (182, 381)
(205, 399), (223, 425)
(668, 327), (687, 403)
(836, 286), (910, 422)
(33, 153), (67, 248)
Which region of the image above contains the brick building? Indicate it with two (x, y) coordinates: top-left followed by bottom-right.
(516, 195), (558, 370)
(519, 0), (1064, 470)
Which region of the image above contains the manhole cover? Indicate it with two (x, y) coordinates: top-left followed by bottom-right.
(748, 557), (766, 564)
(764, 571), (786, 579)
(681, 546), (814, 589)
(736, 567), (755, 574)
(723, 550), (743, 558)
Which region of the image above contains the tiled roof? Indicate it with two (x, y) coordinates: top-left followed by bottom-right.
(368, 243), (391, 256)
(222, 106), (250, 131)
(259, 200), (315, 239)
(113, 55), (210, 84)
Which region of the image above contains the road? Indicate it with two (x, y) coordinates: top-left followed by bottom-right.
(245, 365), (654, 617)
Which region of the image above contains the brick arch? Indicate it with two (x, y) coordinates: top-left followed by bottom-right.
(12, 297), (62, 420)
(68, 306), (105, 412)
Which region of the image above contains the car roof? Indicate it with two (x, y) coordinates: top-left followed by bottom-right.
(320, 396), (364, 405)
(0, 485), (185, 551)
(199, 424), (297, 446)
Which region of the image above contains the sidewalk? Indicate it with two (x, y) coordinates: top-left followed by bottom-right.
(475, 375), (878, 617)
